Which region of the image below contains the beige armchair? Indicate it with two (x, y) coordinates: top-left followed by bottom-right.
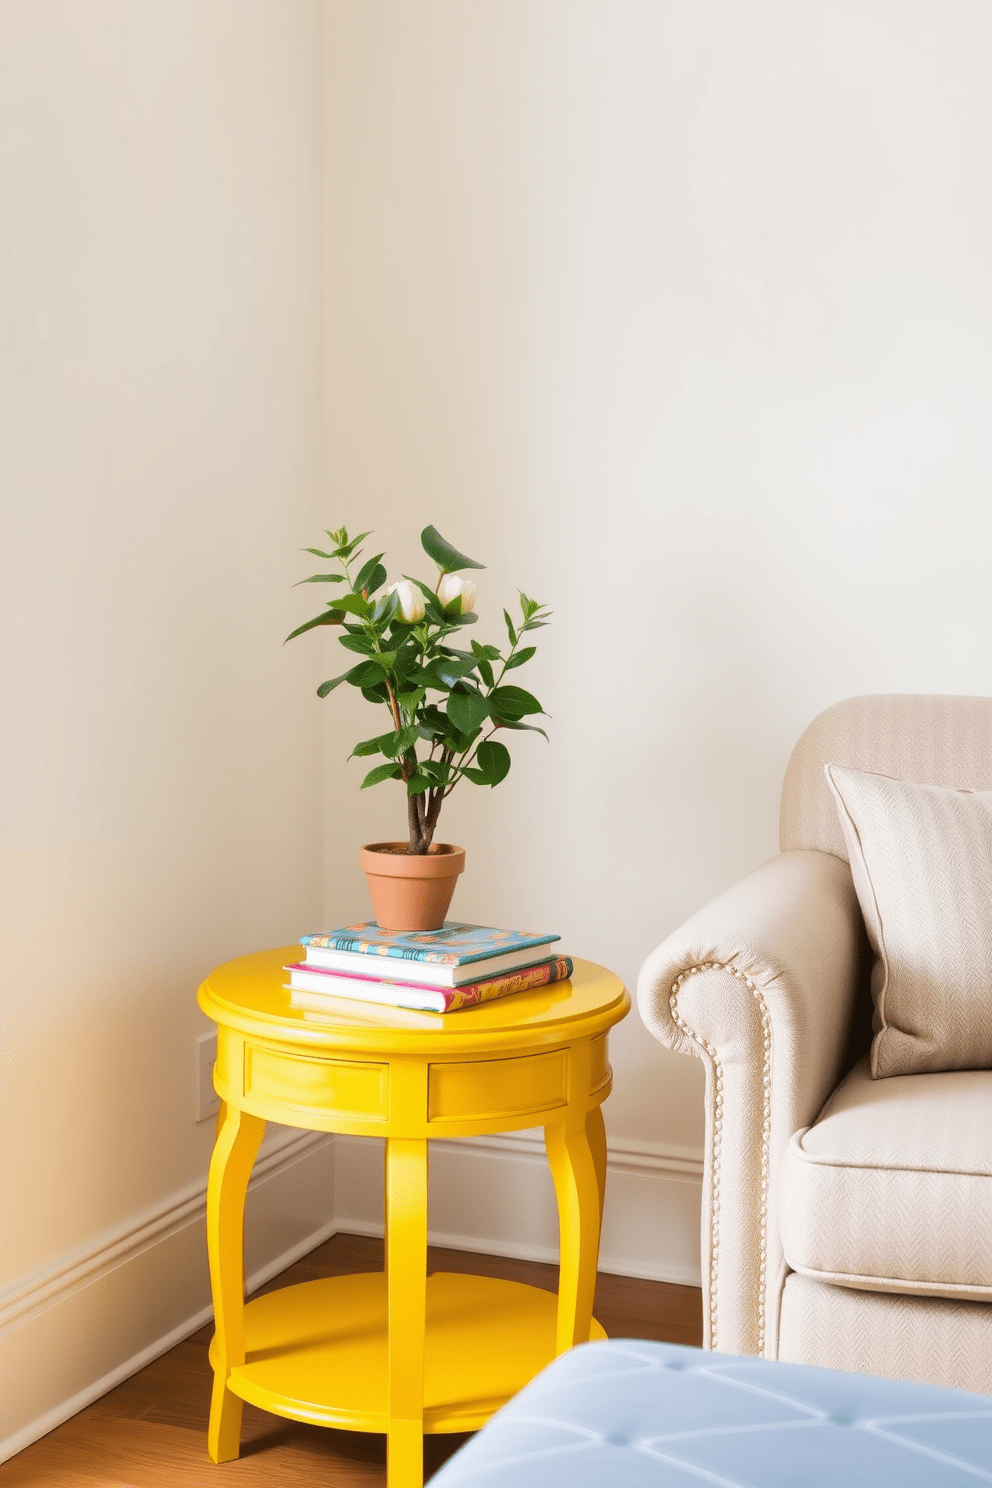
(637, 695), (992, 1395)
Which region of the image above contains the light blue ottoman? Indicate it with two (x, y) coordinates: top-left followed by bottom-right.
(428, 1339), (992, 1486)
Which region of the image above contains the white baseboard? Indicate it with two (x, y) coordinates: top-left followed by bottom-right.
(334, 1129), (704, 1287)
(1, 1126), (702, 1465)
(0, 1128), (336, 1465)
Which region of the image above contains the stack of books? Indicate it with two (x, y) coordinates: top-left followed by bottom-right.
(284, 921), (573, 1014)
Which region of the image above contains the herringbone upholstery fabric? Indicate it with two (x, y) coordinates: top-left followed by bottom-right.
(779, 1273), (992, 1396)
(781, 1058), (992, 1298)
(780, 694), (992, 860)
(826, 763), (992, 1076)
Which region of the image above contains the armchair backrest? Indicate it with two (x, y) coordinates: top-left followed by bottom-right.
(780, 694), (992, 859)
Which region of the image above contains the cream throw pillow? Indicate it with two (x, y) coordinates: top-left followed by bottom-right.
(825, 763), (992, 1078)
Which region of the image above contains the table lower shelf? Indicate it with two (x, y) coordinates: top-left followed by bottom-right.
(210, 1270), (606, 1436)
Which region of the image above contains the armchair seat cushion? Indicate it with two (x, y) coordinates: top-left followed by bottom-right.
(780, 1058), (992, 1300)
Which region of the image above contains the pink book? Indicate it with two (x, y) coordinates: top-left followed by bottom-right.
(284, 955), (574, 1014)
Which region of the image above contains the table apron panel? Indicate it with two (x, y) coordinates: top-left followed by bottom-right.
(244, 1044), (389, 1122)
(589, 1033), (613, 1097)
(427, 1048), (568, 1125)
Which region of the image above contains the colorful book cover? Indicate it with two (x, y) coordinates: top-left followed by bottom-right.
(285, 956), (574, 1014)
(299, 920), (559, 967)
(441, 956), (573, 1011)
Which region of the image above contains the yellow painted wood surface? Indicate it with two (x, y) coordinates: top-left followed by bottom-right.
(205, 1104), (264, 1464)
(199, 950), (629, 1488)
(200, 950), (627, 1058)
(427, 1048), (567, 1124)
(207, 1272), (607, 1433)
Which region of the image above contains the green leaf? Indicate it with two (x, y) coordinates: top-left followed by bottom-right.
(350, 732), (391, 757)
(316, 672), (350, 698)
(338, 633), (376, 655)
(366, 563), (388, 596)
(447, 724), (483, 752)
(427, 655), (478, 689)
(448, 690), (490, 734)
(421, 526), (486, 574)
(374, 589), (399, 625)
(338, 529), (372, 558)
(489, 685), (543, 720)
(443, 612), (477, 627)
(331, 592), (371, 619)
(382, 725), (420, 758)
(361, 762), (404, 789)
(484, 644), (503, 660)
(353, 552), (385, 591)
(504, 646), (536, 671)
(397, 685), (426, 713)
(360, 683), (389, 704)
(492, 718), (549, 741)
(295, 572), (346, 585)
(469, 640), (494, 687)
(346, 659), (390, 688)
(390, 643), (418, 679)
(284, 610), (345, 643)
(303, 547), (339, 559)
(503, 609), (517, 646)
(405, 772), (433, 796)
(476, 740), (511, 786)
(459, 767), (487, 785)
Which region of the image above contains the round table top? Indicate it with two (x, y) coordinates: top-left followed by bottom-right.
(198, 947), (629, 1057)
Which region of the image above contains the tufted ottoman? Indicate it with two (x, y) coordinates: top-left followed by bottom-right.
(427, 1339), (992, 1486)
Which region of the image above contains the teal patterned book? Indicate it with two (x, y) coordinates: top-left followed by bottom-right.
(299, 921), (561, 988)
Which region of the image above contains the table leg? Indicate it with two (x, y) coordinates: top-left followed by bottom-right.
(206, 1103), (265, 1464)
(545, 1112), (602, 1355)
(586, 1103), (608, 1245)
(383, 1138), (389, 1274)
(385, 1136), (428, 1488)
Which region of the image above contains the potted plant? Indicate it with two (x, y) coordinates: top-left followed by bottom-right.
(287, 524), (550, 930)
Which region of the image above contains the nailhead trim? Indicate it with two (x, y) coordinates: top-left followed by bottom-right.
(670, 962), (773, 1356)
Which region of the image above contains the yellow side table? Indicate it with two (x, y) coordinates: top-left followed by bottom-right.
(198, 948), (629, 1488)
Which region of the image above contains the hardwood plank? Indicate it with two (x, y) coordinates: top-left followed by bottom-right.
(0, 1477), (138, 1488)
(1, 1233), (702, 1485)
(0, 1418), (381, 1488)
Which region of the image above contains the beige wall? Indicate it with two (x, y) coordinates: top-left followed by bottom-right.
(0, 1), (324, 1285)
(5, 0), (992, 1432)
(321, 0), (992, 1153)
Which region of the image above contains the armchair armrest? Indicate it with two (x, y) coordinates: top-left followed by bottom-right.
(637, 850), (863, 1358)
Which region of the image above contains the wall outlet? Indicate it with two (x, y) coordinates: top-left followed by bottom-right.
(195, 1030), (220, 1123)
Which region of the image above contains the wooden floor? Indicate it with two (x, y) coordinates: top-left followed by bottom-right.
(1, 1234), (702, 1487)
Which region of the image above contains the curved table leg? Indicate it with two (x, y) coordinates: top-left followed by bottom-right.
(545, 1111), (603, 1354)
(383, 1137), (389, 1274)
(586, 1103), (608, 1246)
(206, 1102), (265, 1464)
(385, 1136), (429, 1488)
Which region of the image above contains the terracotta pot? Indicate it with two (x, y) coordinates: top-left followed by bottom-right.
(360, 842), (466, 932)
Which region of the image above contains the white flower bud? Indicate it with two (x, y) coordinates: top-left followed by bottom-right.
(437, 574), (478, 614)
(386, 579), (425, 623)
